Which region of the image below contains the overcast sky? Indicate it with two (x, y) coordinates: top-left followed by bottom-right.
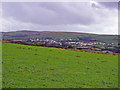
(1, 1), (118, 34)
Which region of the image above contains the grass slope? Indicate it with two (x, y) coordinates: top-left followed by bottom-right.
(2, 43), (118, 88)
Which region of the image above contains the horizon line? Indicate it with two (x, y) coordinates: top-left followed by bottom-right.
(1, 30), (119, 35)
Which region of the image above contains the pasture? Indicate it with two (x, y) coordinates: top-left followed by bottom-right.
(2, 43), (118, 88)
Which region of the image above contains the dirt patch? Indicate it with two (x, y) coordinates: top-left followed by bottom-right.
(34, 53), (38, 55)
(48, 68), (55, 70)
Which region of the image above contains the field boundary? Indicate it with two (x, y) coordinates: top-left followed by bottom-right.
(2, 40), (119, 56)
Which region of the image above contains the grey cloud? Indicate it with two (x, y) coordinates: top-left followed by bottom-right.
(1, 2), (118, 34)
(2, 2), (96, 25)
(99, 2), (118, 9)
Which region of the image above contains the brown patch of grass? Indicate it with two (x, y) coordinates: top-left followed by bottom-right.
(48, 68), (55, 70)
(101, 61), (107, 63)
(34, 53), (38, 55)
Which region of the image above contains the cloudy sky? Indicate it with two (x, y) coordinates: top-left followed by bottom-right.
(1, 1), (118, 34)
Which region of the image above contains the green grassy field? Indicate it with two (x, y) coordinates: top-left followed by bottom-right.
(2, 43), (118, 88)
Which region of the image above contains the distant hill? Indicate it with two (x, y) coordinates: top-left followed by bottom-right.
(2, 30), (118, 43)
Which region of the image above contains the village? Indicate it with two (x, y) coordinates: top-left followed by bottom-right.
(13, 38), (114, 46)
(11, 38), (119, 53)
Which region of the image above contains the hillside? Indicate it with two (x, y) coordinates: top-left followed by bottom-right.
(2, 30), (118, 43)
(2, 42), (118, 88)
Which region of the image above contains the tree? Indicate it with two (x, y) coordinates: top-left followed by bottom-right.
(67, 45), (73, 49)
